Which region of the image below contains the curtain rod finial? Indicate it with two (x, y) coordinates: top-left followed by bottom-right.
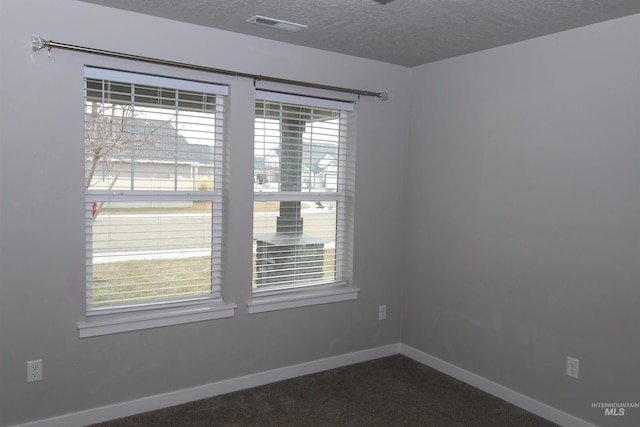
(378, 91), (389, 101)
(31, 35), (48, 52)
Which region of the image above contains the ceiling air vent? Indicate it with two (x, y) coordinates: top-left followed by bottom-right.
(246, 15), (307, 32)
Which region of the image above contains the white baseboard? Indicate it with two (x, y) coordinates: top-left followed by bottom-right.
(16, 343), (594, 427)
(400, 344), (596, 427)
(15, 344), (401, 427)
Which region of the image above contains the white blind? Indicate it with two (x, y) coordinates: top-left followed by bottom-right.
(253, 91), (355, 293)
(85, 67), (226, 313)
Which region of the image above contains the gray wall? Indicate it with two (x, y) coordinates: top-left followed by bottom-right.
(404, 13), (640, 427)
(0, 1), (409, 425)
(2, 0), (639, 425)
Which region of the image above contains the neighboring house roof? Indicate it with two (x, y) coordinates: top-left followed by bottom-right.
(88, 116), (215, 165)
(256, 141), (338, 173)
(302, 141), (338, 162)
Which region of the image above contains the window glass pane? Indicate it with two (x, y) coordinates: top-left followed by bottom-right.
(253, 200), (338, 291)
(254, 102), (341, 193)
(85, 103), (219, 192)
(88, 200), (217, 310)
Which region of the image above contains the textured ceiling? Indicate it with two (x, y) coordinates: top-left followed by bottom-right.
(79, 0), (640, 67)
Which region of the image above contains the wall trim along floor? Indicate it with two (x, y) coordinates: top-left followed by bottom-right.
(16, 343), (594, 427)
(400, 344), (595, 427)
(15, 345), (401, 427)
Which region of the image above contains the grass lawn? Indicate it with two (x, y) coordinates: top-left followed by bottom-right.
(91, 248), (336, 308)
(91, 257), (213, 307)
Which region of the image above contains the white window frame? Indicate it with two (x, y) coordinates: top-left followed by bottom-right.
(78, 67), (235, 337)
(248, 90), (359, 314)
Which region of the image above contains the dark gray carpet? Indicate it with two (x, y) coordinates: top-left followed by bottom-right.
(90, 355), (558, 426)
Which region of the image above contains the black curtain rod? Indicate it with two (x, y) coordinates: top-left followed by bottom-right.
(32, 35), (388, 100)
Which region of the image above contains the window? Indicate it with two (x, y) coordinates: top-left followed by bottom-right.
(250, 90), (358, 311)
(80, 67), (233, 336)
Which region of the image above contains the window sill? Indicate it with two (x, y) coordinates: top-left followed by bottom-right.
(77, 301), (237, 338)
(247, 285), (359, 314)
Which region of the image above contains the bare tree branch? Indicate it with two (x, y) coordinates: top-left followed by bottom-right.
(85, 102), (173, 189)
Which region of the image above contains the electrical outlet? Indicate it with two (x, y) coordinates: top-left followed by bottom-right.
(27, 360), (43, 382)
(566, 356), (579, 379)
(378, 305), (387, 320)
